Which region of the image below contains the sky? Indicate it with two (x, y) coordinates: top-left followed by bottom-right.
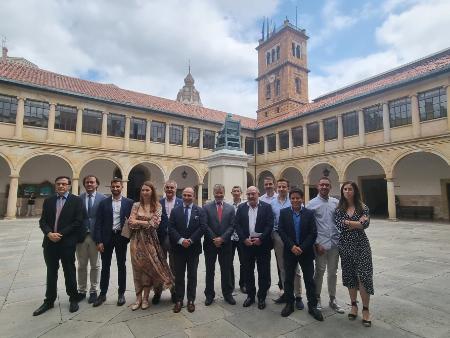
(1, 0), (449, 118)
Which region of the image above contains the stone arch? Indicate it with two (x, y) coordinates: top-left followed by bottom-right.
(127, 162), (166, 201)
(306, 162), (340, 198)
(79, 158), (124, 196)
(342, 156), (387, 180)
(389, 148), (450, 177)
(279, 166), (304, 189)
(17, 151), (75, 175)
(0, 153), (13, 217)
(169, 165), (201, 200)
(79, 156), (124, 178)
(247, 171), (254, 188)
(257, 170), (275, 193)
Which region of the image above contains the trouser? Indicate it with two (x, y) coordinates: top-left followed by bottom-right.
(173, 251), (200, 302)
(284, 251), (317, 309)
(204, 241), (233, 298)
(43, 242), (78, 303)
(76, 233), (100, 294)
(314, 246), (339, 298)
(99, 232), (128, 296)
(27, 204), (35, 216)
(231, 240), (245, 289)
(272, 231), (302, 297)
(154, 236), (175, 295)
(241, 245), (271, 300)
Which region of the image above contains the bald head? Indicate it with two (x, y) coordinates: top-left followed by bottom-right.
(182, 187), (195, 205)
(246, 186), (259, 207)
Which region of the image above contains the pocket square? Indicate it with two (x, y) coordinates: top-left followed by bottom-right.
(194, 215), (199, 220)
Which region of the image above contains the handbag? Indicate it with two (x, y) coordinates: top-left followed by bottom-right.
(121, 218), (131, 239)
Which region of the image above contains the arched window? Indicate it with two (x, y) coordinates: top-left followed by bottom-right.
(276, 46), (280, 60)
(266, 84), (271, 99)
(275, 79), (281, 96)
(271, 49), (275, 63)
(292, 43), (295, 57)
(295, 77), (301, 94)
(266, 52), (270, 65)
(296, 45), (301, 58)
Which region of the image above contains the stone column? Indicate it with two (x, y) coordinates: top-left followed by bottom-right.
(197, 183), (203, 207)
(386, 177), (397, 220)
(145, 119), (151, 153)
(75, 107), (83, 145)
(199, 128), (204, 158)
(5, 174), (19, 219)
(264, 135), (268, 161)
(182, 126), (188, 156)
(101, 112), (108, 148)
(164, 123), (170, 154)
(288, 128), (293, 157)
(122, 178), (128, 198)
(447, 85), (450, 131)
(303, 125), (308, 155)
(304, 183), (310, 204)
(123, 116), (131, 151)
(46, 102), (56, 142)
(358, 109), (365, 146)
(319, 119), (325, 153)
(337, 114), (344, 149)
(14, 97), (25, 139)
(382, 102), (391, 143)
(71, 177), (79, 195)
(411, 94), (421, 138)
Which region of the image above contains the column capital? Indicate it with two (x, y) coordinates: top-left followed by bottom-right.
(49, 101), (57, 106)
(72, 176), (80, 181)
(16, 96), (25, 102)
(77, 106), (84, 112)
(410, 93), (418, 98)
(125, 115), (131, 120)
(102, 111), (108, 116)
(385, 176), (394, 182)
(9, 174), (20, 179)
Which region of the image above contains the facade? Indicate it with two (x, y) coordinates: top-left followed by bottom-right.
(1, 19), (449, 221)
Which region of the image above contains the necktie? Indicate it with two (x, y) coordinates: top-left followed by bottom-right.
(294, 214), (301, 244)
(54, 196), (64, 232)
(184, 206), (190, 228)
(88, 194), (93, 218)
(217, 202), (223, 223)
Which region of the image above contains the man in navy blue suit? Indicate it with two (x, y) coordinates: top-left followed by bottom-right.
(93, 178), (133, 307)
(277, 187), (323, 321)
(169, 187), (206, 313)
(152, 179), (183, 305)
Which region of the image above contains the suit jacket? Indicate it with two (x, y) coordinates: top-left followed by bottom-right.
(168, 204), (206, 255)
(79, 191), (106, 233)
(202, 200), (235, 244)
(158, 197), (183, 244)
(39, 193), (84, 248)
(277, 207), (317, 258)
(93, 196), (134, 245)
(234, 201), (273, 249)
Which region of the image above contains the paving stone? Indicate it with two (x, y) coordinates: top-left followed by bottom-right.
(127, 310), (194, 337)
(87, 322), (134, 338)
(40, 319), (103, 338)
(186, 318), (249, 337)
(182, 303), (232, 325)
(73, 304), (125, 323)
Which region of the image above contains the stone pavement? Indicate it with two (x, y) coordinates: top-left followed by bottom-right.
(0, 218), (449, 338)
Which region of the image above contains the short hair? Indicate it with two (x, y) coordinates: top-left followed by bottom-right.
(246, 186), (260, 194)
(318, 176), (331, 183)
(110, 177), (122, 185)
(232, 185), (242, 192)
(264, 176), (274, 183)
(55, 176), (71, 185)
(289, 186), (304, 198)
(213, 184), (225, 193)
(182, 187), (195, 196)
(164, 179), (178, 189)
(83, 175), (100, 186)
(277, 178), (290, 187)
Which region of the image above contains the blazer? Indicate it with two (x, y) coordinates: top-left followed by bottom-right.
(234, 201), (273, 249)
(158, 197), (183, 243)
(79, 191), (106, 233)
(277, 207), (317, 258)
(202, 201), (235, 244)
(168, 204), (206, 255)
(39, 193), (84, 248)
(93, 196), (134, 245)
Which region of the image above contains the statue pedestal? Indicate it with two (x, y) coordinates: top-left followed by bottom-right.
(205, 149), (250, 202)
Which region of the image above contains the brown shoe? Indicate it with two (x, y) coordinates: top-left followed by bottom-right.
(187, 301), (195, 313)
(173, 301), (183, 313)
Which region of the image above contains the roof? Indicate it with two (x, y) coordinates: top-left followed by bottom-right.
(0, 61), (256, 129)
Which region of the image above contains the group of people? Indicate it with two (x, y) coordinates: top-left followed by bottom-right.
(33, 174), (374, 328)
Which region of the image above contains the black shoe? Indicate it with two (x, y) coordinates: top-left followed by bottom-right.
(88, 292), (97, 304)
(308, 307), (324, 321)
(33, 302), (54, 316)
(93, 294), (106, 307)
(77, 292), (86, 302)
(240, 286), (247, 294)
(224, 295), (236, 305)
(274, 294), (286, 304)
(117, 294), (126, 306)
(258, 298), (266, 310)
(295, 297), (305, 310)
(69, 301), (79, 313)
(205, 297), (214, 306)
(281, 303), (295, 317)
(152, 292), (161, 305)
(243, 297), (255, 307)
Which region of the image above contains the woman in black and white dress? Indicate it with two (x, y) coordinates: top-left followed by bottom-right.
(335, 181), (373, 327)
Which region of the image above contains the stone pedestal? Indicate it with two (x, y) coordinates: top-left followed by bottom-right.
(206, 149), (249, 203)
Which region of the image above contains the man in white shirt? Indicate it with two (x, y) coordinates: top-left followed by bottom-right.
(259, 176), (278, 204)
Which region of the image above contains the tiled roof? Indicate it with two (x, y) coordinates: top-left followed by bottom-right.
(0, 61), (256, 129)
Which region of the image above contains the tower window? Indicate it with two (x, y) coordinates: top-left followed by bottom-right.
(276, 46), (280, 60)
(266, 52), (271, 65)
(291, 43), (295, 57)
(266, 84), (271, 99)
(296, 45), (301, 58)
(295, 78), (301, 94)
(275, 79), (281, 96)
(271, 49), (275, 63)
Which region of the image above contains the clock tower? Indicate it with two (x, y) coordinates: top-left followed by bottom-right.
(256, 19), (309, 122)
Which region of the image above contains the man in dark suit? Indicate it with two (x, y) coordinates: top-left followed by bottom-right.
(92, 178), (133, 307)
(152, 179), (183, 305)
(278, 187), (323, 321)
(203, 184), (236, 306)
(76, 175), (106, 304)
(235, 186), (273, 310)
(169, 187), (205, 313)
(33, 176), (84, 316)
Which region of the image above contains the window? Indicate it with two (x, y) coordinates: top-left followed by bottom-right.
(307, 122), (319, 144)
(279, 130), (289, 150)
(266, 52), (270, 65)
(276, 46), (280, 60)
(203, 130), (215, 149)
(151, 121), (165, 142)
(296, 45), (301, 58)
(292, 126), (303, 147)
(291, 43), (295, 57)
(107, 113), (125, 137)
(55, 105), (77, 131)
(23, 99), (49, 128)
(170, 124), (183, 145)
(245, 137), (255, 155)
(267, 133), (276, 152)
(266, 84), (271, 99)
(295, 78), (301, 94)
(418, 87), (447, 121)
(389, 97), (411, 127)
(271, 49), (275, 63)
(275, 79), (280, 96)
(130, 117), (146, 140)
(343, 111), (359, 137)
(363, 104), (383, 132)
(256, 137), (264, 154)
(82, 109), (102, 134)
(188, 127), (200, 147)
(0, 94), (17, 123)
(324, 117), (338, 141)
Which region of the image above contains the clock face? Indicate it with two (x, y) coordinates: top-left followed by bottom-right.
(268, 74), (276, 83)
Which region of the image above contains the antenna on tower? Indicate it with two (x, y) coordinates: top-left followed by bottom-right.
(188, 59), (191, 74)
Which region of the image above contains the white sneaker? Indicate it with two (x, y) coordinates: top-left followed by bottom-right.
(329, 298), (345, 314)
(316, 298), (322, 310)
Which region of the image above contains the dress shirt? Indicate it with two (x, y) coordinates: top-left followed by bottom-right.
(231, 199), (243, 241)
(54, 192), (69, 232)
(178, 203), (193, 245)
(85, 191), (97, 211)
(292, 207), (302, 244)
(56, 192), (69, 207)
(247, 201), (259, 237)
(164, 197), (175, 218)
(271, 196), (291, 231)
(112, 196), (122, 231)
(260, 192), (278, 205)
(306, 195), (339, 250)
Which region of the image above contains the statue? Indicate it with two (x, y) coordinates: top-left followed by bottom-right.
(215, 114), (241, 151)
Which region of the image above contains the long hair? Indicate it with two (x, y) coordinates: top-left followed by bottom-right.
(337, 181), (364, 215)
(139, 181), (160, 213)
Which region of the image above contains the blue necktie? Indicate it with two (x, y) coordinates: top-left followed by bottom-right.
(88, 194), (93, 218)
(294, 214), (301, 244)
(184, 206), (190, 227)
